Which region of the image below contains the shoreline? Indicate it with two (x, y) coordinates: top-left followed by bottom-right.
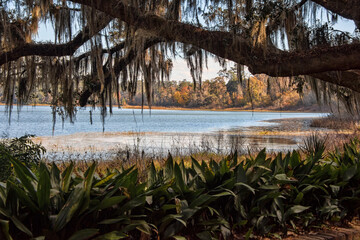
(31, 116), (353, 158)
(0, 102), (325, 113)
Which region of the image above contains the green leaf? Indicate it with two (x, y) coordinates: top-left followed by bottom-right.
(235, 182), (256, 194)
(99, 196), (127, 210)
(119, 195), (145, 213)
(189, 194), (213, 208)
(172, 236), (187, 240)
(343, 166), (357, 181)
(191, 157), (205, 182)
(54, 187), (84, 232)
(212, 191), (233, 198)
(287, 205), (310, 215)
(10, 157), (37, 200)
(50, 162), (61, 190)
(94, 172), (116, 187)
(37, 162), (51, 210)
(294, 192), (303, 205)
(196, 231), (212, 240)
(147, 161), (157, 187)
(10, 216), (32, 237)
(275, 174), (297, 183)
(61, 162), (74, 193)
(94, 231), (128, 240)
(80, 162), (97, 213)
(161, 214), (187, 227)
(99, 217), (129, 225)
(68, 228), (99, 240)
(174, 163), (186, 192)
(0, 220), (13, 240)
(165, 154), (174, 179)
(7, 181), (39, 212)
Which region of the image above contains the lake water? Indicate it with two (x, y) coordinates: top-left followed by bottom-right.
(0, 105), (325, 138)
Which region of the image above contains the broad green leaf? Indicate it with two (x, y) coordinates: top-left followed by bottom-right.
(61, 162), (74, 193)
(119, 195), (145, 213)
(10, 157), (37, 200)
(94, 172), (116, 187)
(287, 205), (310, 215)
(32, 237), (45, 240)
(37, 162), (51, 210)
(189, 194), (213, 208)
(10, 216), (32, 237)
(50, 162), (61, 190)
(68, 228), (99, 240)
(99, 217), (129, 225)
(196, 231), (212, 240)
(275, 174), (297, 183)
(7, 181), (39, 212)
(174, 163), (186, 192)
(99, 196), (127, 209)
(191, 157), (205, 182)
(94, 231), (128, 240)
(147, 161), (157, 187)
(212, 191), (233, 198)
(294, 192), (303, 204)
(165, 154), (174, 179)
(80, 162), (97, 213)
(235, 182), (256, 194)
(173, 236), (187, 240)
(54, 187), (84, 232)
(0, 220), (13, 240)
(343, 166), (357, 181)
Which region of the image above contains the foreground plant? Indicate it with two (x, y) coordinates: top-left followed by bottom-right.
(0, 139), (359, 239)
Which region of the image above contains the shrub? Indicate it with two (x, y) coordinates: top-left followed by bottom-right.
(0, 139), (359, 239)
(0, 135), (45, 181)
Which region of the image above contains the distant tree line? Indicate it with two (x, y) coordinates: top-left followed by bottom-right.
(0, 70), (319, 111)
(124, 71), (318, 110)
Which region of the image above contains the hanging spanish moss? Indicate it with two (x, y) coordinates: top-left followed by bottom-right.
(0, 0), (359, 130)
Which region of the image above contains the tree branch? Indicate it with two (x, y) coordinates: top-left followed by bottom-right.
(69, 0), (360, 87)
(0, 14), (112, 66)
(311, 0), (360, 22)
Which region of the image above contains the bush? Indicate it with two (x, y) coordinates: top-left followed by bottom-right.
(0, 135), (45, 181)
(0, 139), (359, 239)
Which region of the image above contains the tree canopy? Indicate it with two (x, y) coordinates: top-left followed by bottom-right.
(0, 0), (360, 118)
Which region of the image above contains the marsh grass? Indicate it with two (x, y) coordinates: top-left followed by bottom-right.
(310, 115), (359, 130)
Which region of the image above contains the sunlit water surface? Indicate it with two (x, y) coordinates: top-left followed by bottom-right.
(0, 106), (326, 158)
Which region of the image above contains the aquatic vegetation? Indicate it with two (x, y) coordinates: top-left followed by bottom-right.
(0, 139), (359, 239)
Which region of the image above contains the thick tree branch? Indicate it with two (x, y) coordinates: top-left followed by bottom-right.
(69, 0), (360, 79)
(311, 70), (360, 93)
(0, 14), (111, 66)
(311, 0), (360, 23)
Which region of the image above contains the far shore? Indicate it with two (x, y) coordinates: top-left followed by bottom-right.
(0, 102), (325, 113)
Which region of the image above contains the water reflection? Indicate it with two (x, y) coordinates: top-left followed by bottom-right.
(40, 131), (302, 161)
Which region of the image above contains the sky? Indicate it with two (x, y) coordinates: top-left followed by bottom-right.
(35, 11), (357, 83)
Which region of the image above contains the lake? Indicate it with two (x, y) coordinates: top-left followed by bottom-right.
(0, 105), (327, 158)
(0, 105), (324, 137)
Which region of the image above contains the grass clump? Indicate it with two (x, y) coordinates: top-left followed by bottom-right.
(310, 115), (359, 130)
(0, 138), (360, 239)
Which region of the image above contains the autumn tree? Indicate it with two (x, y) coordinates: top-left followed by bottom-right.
(1, 0), (360, 118)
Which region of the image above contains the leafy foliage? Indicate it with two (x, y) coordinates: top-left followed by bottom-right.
(0, 139), (360, 239)
(0, 135), (45, 181)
